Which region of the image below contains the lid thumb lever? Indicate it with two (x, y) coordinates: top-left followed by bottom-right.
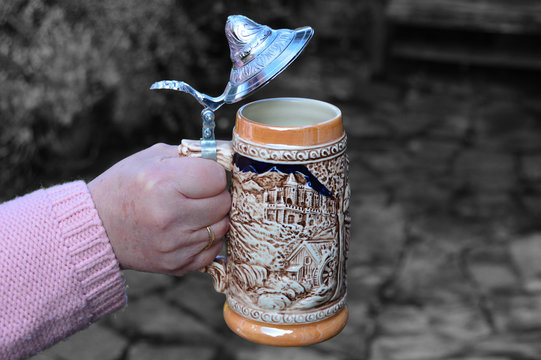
(150, 81), (219, 161)
(150, 80), (225, 112)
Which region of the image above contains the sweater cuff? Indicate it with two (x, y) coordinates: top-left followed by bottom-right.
(46, 181), (127, 321)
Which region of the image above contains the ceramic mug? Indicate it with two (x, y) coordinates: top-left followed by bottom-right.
(179, 98), (350, 346)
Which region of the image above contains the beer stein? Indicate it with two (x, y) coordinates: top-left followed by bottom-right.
(151, 15), (350, 347)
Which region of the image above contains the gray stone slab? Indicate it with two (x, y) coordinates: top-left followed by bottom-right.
(235, 346), (345, 360)
(123, 270), (175, 298)
(347, 263), (391, 303)
(510, 233), (541, 290)
(427, 304), (490, 341)
(164, 271), (226, 329)
(348, 200), (406, 264)
(469, 262), (518, 292)
(31, 324), (127, 360)
(371, 333), (462, 360)
(447, 357), (509, 360)
(109, 295), (216, 343)
(127, 342), (215, 360)
(521, 194), (541, 220)
(393, 240), (469, 301)
(29, 353), (56, 360)
(453, 150), (515, 192)
(378, 303), (489, 342)
(505, 295), (541, 331)
(474, 334), (541, 359)
(378, 306), (430, 336)
(522, 153), (541, 181)
(310, 301), (369, 357)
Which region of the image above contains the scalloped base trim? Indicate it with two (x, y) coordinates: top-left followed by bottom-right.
(226, 296), (346, 325)
(223, 302), (348, 347)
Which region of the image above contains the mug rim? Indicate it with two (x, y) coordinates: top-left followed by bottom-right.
(235, 97), (344, 146)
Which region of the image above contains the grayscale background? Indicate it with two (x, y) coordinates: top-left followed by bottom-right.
(2, 1), (541, 359)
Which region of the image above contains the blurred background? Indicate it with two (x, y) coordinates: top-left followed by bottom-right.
(2, 0), (541, 359)
(0, 0), (371, 201)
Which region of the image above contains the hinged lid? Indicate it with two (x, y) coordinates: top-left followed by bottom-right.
(150, 15), (313, 112)
(222, 15), (313, 104)
(149, 15), (313, 161)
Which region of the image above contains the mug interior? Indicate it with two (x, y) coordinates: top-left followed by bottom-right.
(236, 98), (343, 146)
(240, 98), (340, 127)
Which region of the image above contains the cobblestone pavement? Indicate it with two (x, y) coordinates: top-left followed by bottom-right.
(32, 64), (541, 360)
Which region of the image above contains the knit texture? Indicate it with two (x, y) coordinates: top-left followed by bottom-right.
(0, 181), (127, 359)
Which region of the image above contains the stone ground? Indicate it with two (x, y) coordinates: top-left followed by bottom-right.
(31, 61), (541, 360)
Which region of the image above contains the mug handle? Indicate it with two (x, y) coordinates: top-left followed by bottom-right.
(178, 139), (234, 293)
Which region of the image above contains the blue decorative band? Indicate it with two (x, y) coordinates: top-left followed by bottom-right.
(233, 153), (333, 198)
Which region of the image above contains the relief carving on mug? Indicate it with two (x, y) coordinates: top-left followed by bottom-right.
(226, 149), (349, 320)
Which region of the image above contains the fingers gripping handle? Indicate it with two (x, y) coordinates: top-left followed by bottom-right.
(178, 139), (233, 293)
(179, 139), (234, 171)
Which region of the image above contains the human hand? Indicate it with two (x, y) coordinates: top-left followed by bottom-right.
(88, 143), (230, 276)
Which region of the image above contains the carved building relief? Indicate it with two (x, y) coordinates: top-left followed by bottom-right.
(223, 136), (349, 325)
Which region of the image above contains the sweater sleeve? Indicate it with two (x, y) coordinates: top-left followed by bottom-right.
(0, 181), (127, 360)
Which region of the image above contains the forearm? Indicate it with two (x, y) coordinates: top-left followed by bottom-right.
(0, 181), (126, 359)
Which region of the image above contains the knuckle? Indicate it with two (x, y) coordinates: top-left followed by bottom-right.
(210, 192), (231, 219)
(191, 250), (219, 271)
(160, 255), (183, 273)
(213, 166), (227, 188)
(216, 218), (230, 238)
(136, 168), (168, 192)
(161, 260), (178, 272)
(155, 239), (174, 253)
(146, 206), (174, 231)
(212, 241), (224, 255)
(204, 243), (223, 263)
(222, 192), (232, 211)
(152, 142), (168, 151)
(198, 160), (227, 188)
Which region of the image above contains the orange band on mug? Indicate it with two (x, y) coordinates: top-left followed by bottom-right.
(235, 98), (344, 146)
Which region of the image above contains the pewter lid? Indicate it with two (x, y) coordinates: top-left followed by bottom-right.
(150, 15), (313, 112)
(149, 15), (313, 161)
(222, 15), (313, 104)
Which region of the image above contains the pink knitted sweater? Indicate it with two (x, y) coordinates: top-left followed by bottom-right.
(0, 181), (127, 359)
